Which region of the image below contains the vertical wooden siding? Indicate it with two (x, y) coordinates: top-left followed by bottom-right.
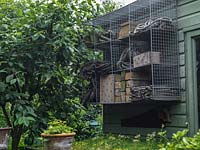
(103, 0), (200, 135)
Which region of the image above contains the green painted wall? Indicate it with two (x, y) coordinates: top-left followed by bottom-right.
(103, 0), (200, 136)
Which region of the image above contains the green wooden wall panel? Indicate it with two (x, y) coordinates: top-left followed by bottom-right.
(181, 78), (186, 90)
(166, 115), (187, 127)
(180, 54), (185, 66)
(180, 66), (186, 78)
(103, 124), (186, 137)
(103, 124), (160, 136)
(179, 41), (185, 53)
(103, 104), (155, 115)
(181, 91), (186, 102)
(178, 0), (200, 18)
(178, 30), (184, 41)
(170, 103), (187, 115)
(178, 0), (197, 6)
(178, 12), (200, 29)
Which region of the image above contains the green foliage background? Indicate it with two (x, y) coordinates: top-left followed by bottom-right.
(0, 0), (119, 148)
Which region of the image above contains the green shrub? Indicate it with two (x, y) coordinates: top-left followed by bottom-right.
(43, 120), (73, 134)
(158, 130), (200, 150)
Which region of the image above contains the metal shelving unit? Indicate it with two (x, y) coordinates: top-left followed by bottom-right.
(83, 0), (180, 104)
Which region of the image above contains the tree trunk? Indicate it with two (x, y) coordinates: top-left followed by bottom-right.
(1, 104), (12, 127)
(11, 126), (23, 150)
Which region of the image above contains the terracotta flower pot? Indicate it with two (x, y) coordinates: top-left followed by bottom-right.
(41, 132), (75, 150)
(0, 127), (12, 150)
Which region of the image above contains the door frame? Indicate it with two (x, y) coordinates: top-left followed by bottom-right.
(185, 28), (200, 135)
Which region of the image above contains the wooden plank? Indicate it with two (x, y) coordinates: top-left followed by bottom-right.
(180, 66), (186, 78)
(118, 22), (137, 39)
(179, 41), (185, 53)
(133, 52), (160, 68)
(178, 0), (200, 18)
(180, 54), (185, 66)
(178, 0), (197, 6)
(181, 91), (186, 102)
(178, 12), (200, 29)
(178, 30), (184, 42)
(181, 78), (186, 90)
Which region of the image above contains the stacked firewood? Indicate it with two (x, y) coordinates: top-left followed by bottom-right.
(130, 85), (153, 100)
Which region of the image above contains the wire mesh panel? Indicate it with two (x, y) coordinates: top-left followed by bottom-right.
(150, 0), (179, 99)
(85, 0), (180, 104)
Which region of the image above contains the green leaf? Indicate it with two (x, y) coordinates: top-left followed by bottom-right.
(10, 79), (17, 85)
(16, 9), (23, 17)
(0, 82), (7, 92)
(6, 74), (14, 83)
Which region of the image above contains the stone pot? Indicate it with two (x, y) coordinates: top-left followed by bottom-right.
(41, 133), (75, 150)
(0, 127), (12, 150)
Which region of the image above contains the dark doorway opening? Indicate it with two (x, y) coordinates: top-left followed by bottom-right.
(196, 38), (200, 127)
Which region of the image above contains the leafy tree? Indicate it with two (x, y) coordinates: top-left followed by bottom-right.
(0, 0), (101, 149)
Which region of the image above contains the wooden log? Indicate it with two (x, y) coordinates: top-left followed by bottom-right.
(115, 82), (121, 89)
(115, 74), (121, 82)
(121, 71), (126, 81)
(130, 85), (153, 99)
(133, 52), (160, 68)
(126, 95), (132, 102)
(115, 88), (121, 97)
(126, 80), (133, 88)
(121, 92), (126, 102)
(126, 87), (131, 95)
(121, 81), (126, 92)
(115, 96), (121, 103)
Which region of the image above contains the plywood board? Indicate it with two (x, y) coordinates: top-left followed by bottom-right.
(100, 74), (115, 103)
(133, 52), (160, 68)
(118, 22), (137, 39)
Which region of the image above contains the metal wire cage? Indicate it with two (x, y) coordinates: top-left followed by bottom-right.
(87, 0), (180, 103)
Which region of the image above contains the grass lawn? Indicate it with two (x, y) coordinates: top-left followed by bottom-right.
(73, 135), (158, 150)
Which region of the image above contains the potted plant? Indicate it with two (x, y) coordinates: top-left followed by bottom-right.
(41, 120), (75, 150)
(0, 127), (12, 149)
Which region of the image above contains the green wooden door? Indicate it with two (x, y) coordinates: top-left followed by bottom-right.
(185, 28), (200, 135)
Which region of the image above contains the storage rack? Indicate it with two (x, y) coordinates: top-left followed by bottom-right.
(85, 0), (180, 104)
